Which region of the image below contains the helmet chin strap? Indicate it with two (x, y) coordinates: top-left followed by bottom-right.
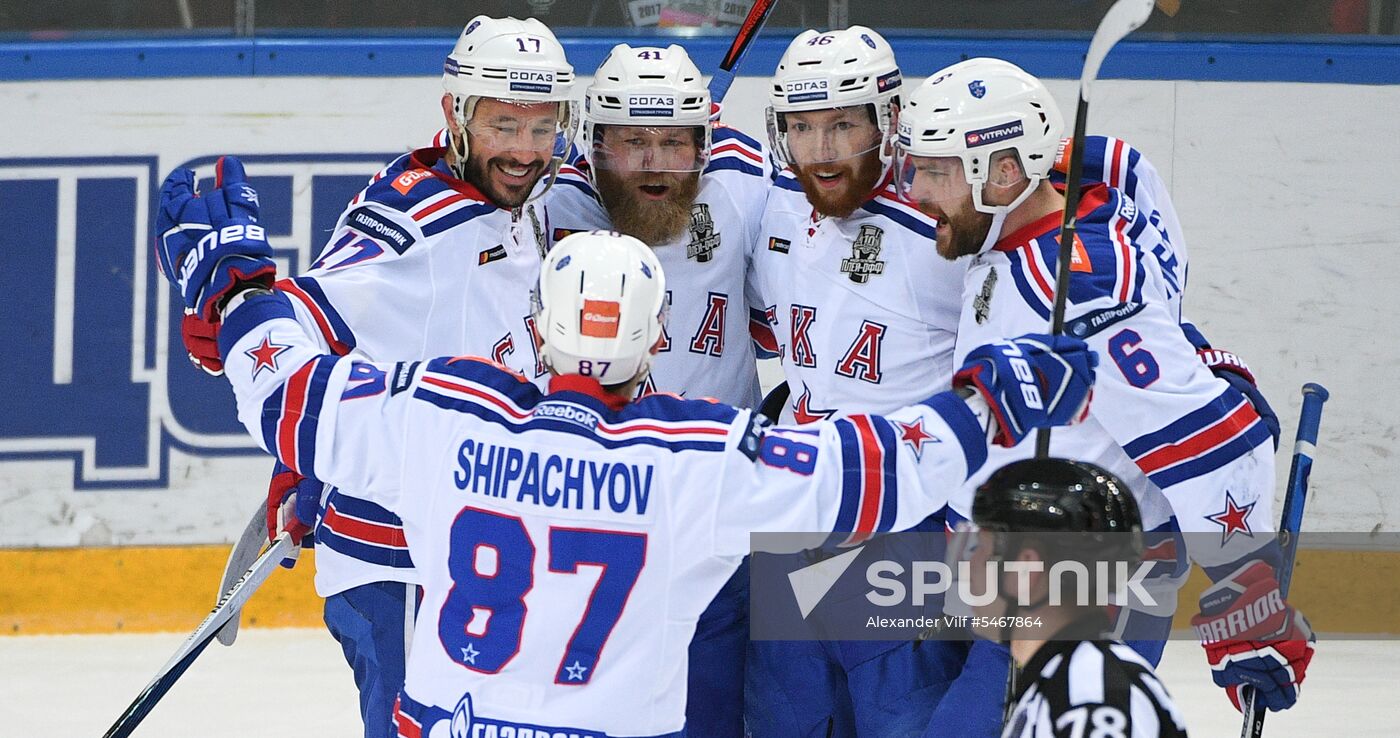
(971, 175), (1041, 255)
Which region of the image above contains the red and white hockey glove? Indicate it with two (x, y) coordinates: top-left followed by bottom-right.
(1190, 561), (1315, 713)
(267, 462), (319, 567)
(182, 309), (224, 375)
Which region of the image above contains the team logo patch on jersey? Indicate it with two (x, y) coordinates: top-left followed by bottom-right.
(768, 236), (791, 254)
(244, 335), (290, 379)
(391, 168), (434, 195)
(478, 244), (508, 266)
(840, 225), (885, 284)
(687, 203), (720, 262)
(974, 267), (998, 325)
(580, 299), (621, 338)
(968, 79), (987, 98)
(1205, 491), (1256, 546)
(896, 418), (940, 460)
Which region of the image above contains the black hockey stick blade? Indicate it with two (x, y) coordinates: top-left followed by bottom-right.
(215, 502), (268, 646)
(103, 532), (295, 738)
(758, 381), (791, 420)
(708, 0), (780, 104)
(1033, 0), (1155, 458)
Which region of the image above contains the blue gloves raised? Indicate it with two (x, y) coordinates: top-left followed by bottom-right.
(155, 156), (276, 321)
(954, 334), (1097, 447)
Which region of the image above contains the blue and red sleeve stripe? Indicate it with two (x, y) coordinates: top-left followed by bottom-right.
(276, 276), (357, 356)
(833, 415), (899, 544)
(1122, 386), (1271, 488)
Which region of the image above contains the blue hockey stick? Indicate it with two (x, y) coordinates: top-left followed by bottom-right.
(1240, 381), (1330, 738)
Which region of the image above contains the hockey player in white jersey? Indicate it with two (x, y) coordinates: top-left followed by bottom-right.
(548, 43), (772, 408)
(746, 27), (1013, 738)
(542, 43), (773, 738)
(895, 57), (1314, 715)
(153, 162), (1099, 737)
(171, 17), (578, 738)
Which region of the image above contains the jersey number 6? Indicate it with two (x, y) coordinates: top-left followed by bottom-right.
(439, 507), (647, 685)
(1107, 328), (1160, 389)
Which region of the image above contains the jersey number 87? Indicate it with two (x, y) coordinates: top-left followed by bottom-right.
(439, 507), (646, 685)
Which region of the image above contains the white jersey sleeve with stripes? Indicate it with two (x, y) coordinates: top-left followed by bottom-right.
(952, 186), (1274, 569)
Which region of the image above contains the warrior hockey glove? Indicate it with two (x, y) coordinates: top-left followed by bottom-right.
(1180, 322), (1280, 449)
(267, 461), (320, 568)
(156, 156), (276, 322)
(1190, 560), (1315, 713)
(953, 334), (1096, 447)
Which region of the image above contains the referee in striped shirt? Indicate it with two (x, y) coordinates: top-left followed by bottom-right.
(966, 459), (1189, 738)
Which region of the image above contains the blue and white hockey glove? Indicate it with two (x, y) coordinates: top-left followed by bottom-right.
(953, 334), (1097, 447)
(155, 156), (276, 321)
(1180, 322), (1280, 449)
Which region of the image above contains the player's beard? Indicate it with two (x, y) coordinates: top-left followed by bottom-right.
(595, 167), (700, 246)
(792, 150), (883, 219)
(928, 200), (995, 260)
(465, 153), (547, 209)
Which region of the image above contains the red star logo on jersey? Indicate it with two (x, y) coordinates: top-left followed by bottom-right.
(792, 383), (837, 425)
(1205, 491), (1256, 546)
(244, 336), (290, 379)
(896, 418), (940, 460)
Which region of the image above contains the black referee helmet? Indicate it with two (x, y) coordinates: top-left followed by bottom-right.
(972, 458), (1144, 562)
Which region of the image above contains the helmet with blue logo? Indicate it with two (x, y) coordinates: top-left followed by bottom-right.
(765, 27), (902, 167)
(895, 57), (1064, 217)
(532, 231), (668, 386)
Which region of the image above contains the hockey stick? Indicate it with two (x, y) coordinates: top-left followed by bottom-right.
(214, 502), (268, 646)
(1239, 382), (1330, 738)
(102, 531), (296, 738)
(707, 0), (780, 105)
(1033, 0), (1156, 459)
(758, 380), (791, 420)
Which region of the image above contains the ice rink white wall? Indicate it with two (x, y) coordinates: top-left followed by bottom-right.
(1, 74), (1395, 546)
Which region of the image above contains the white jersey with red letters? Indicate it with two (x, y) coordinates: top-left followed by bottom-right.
(752, 170), (967, 421)
(950, 184), (1274, 569)
(545, 126), (774, 408)
(280, 146), (551, 596)
(219, 287), (993, 737)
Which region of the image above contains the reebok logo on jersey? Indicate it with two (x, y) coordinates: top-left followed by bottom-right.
(478, 244), (508, 266)
(580, 299), (621, 338)
(391, 169), (434, 195)
(534, 401), (601, 430)
(347, 207), (415, 254)
(965, 120), (1024, 148)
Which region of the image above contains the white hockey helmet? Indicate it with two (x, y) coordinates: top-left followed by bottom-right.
(532, 231), (668, 386)
(765, 27), (903, 166)
(583, 44), (712, 177)
(895, 57), (1064, 220)
(441, 16), (579, 184)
